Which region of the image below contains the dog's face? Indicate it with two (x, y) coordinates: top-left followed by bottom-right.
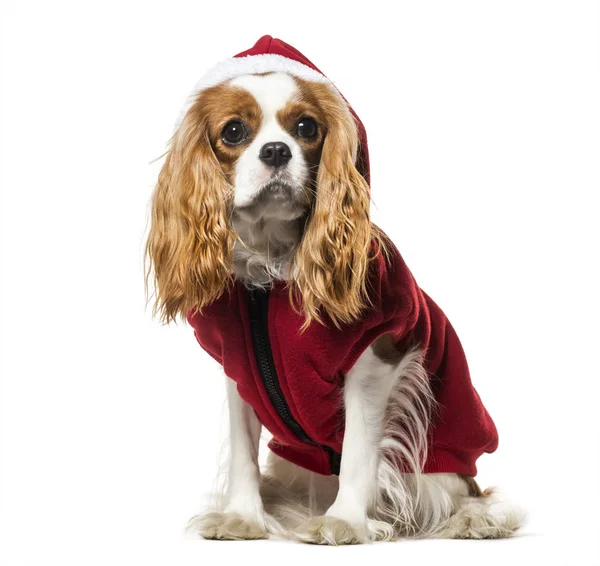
(197, 72), (328, 222)
(147, 71), (378, 328)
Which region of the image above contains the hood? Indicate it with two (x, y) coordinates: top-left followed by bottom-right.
(176, 35), (370, 184)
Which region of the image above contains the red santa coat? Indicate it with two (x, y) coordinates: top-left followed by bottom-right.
(186, 36), (498, 477)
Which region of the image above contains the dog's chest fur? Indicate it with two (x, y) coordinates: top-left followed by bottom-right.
(231, 207), (307, 287)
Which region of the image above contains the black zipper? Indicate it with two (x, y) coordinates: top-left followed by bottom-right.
(247, 287), (341, 475)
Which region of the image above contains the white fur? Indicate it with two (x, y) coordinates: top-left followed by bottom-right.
(295, 346), (434, 544)
(187, 379), (277, 540)
(295, 347), (403, 543)
(263, 456), (523, 543)
(190, 346), (523, 543)
(436, 485), (525, 539)
(176, 54), (329, 129)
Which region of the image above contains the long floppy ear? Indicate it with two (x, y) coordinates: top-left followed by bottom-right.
(145, 105), (235, 324)
(292, 88), (380, 330)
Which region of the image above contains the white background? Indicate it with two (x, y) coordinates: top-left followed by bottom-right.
(1, 1), (599, 564)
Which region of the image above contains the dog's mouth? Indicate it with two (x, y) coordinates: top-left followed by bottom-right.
(257, 178), (296, 201)
(234, 177), (312, 222)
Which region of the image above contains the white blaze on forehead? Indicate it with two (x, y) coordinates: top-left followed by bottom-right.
(229, 73), (307, 208)
(230, 72), (298, 116)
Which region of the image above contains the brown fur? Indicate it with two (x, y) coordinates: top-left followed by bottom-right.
(288, 79), (385, 329)
(458, 474), (484, 498)
(145, 84), (261, 323)
(371, 333), (404, 365)
(277, 79), (326, 171)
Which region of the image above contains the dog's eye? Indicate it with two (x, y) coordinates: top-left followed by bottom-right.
(222, 120), (248, 146)
(296, 117), (317, 139)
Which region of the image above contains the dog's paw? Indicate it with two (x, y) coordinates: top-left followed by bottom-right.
(294, 515), (367, 545)
(366, 518), (396, 542)
(437, 496), (524, 540)
(294, 513), (395, 545)
(187, 511), (268, 541)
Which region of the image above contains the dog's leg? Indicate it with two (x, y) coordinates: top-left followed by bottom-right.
(295, 347), (397, 545)
(188, 378), (270, 540)
(259, 452), (339, 532)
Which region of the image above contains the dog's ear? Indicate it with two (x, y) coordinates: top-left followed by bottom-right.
(145, 102), (236, 323)
(291, 86), (379, 330)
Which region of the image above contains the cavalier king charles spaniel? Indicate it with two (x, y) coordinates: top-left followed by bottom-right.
(145, 38), (521, 545)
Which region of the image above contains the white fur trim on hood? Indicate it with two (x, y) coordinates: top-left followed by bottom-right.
(175, 54), (330, 130)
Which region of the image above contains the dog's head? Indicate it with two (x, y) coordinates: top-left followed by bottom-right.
(146, 70), (381, 329)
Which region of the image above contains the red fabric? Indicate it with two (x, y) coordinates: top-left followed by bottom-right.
(186, 37), (498, 476)
(187, 241), (498, 476)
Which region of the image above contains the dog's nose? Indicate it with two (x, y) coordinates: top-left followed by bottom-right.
(259, 142), (292, 168)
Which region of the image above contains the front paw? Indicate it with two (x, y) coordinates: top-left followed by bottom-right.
(187, 511), (268, 541)
(294, 515), (395, 545)
(294, 515), (366, 545)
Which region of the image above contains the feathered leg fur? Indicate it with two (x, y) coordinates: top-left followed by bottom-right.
(189, 346), (522, 543)
(264, 346), (522, 544)
(187, 379), (283, 540)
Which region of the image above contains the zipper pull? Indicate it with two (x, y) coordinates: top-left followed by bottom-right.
(248, 288), (257, 303)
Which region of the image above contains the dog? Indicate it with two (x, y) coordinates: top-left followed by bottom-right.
(145, 36), (522, 544)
